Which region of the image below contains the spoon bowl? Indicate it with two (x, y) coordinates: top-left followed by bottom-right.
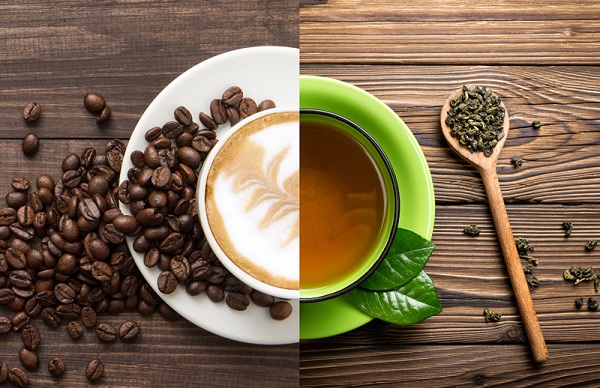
(440, 86), (548, 364)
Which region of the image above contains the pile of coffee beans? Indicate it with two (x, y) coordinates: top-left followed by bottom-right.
(119, 86), (292, 320)
(0, 138), (170, 384)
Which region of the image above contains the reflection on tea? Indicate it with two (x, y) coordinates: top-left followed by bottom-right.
(300, 120), (385, 290)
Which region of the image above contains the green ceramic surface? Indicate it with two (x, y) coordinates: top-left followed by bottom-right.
(299, 111), (399, 301)
(300, 76), (435, 340)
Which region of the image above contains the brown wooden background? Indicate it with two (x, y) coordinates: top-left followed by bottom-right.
(300, 0), (600, 386)
(0, 1), (298, 387)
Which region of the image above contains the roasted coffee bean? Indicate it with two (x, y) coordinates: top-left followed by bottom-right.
(97, 105), (112, 124)
(19, 348), (39, 370)
(152, 136), (172, 149)
(17, 206), (34, 227)
(21, 324), (40, 350)
(270, 301), (293, 320)
(84, 92), (106, 113)
(54, 283), (76, 304)
(207, 266), (226, 285)
(96, 322), (117, 342)
(62, 169), (82, 188)
(11, 176), (31, 192)
(210, 99), (227, 124)
(143, 248), (161, 268)
(151, 166), (171, 189)
(86, 359), (104, 381)
(106, 149), (123, 173)
(186, 281), (206, 296)
(258, 99), (276, 111)
(136, 208), (164, 227)
(199, 112), (218, 130)
(143, 145), (160, 168)
(79, 147), (96, 169)
(35, 290), (57, 307)
(10, 224), (35, 241)
(29, 193), (43, 213)
(157, 271), (177, 294)
(132, 234), (151, 253)
(0, 207), (16, 225)
(191, 135), (214, 153)
(48, 357), (66, 377)
(145, 126), (162, 142)
(162, 121), (184, 139)
(176, 131), (194, 147)
(8, 367), (29, 388)
(9, 298), (27, 314)
(67, 321), (84, 339)
(170, 255), (190, 283)
(22, 133), (40, 156)
(176, 146), (201, 169)
(226, 292), (250, 311)
(112, 214), (139, 236)
(0, 361), (7, 382)
(0, 315), (12, 333)
(206, 284), (224, 303)
(40, 307), (61, 327)
(159, 232), (184, 253)
(22, 101), (42, 122)
(222, 86), (243, 106)
(238, 97), (258, 119)
(62, 154), (81, 172)
(143, 224), (170, 241)
(118, 320), (140, 341)
(250, 290), (275, 308)
(91, 261), (113, 282)
(226, 106), (241, 126)
(6, 248), (27, 270)
(222, 275), (243, 292)
(9, 270), (32, 289)
(6, 191), (28, 209)
(37, 187), (54, 206)
(23, 298), (42, 317)
(174, 106), (193, 126)
(79, 198), (101, 221)
(80, 306), (97, 328)
(56, 304), (81, 320)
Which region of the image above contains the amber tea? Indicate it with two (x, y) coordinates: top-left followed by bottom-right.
(300, 119), (386, 291)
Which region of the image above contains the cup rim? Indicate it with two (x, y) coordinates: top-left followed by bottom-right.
(299, 108), (400, 303)
(197, 107), (300, 300)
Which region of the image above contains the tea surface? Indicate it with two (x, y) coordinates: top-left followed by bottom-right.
(300, 120), (385, 290)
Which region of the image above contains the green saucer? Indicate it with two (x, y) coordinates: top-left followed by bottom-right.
(300, 76), (436, 340)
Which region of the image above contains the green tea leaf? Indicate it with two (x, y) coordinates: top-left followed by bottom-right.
(360, 228), (435, 291)
(349, 271), (442, 325)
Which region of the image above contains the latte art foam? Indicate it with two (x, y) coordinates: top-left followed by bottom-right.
(205, 111), (299, 290)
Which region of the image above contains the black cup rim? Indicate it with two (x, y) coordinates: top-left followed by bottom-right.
(300, 108), (400, 303)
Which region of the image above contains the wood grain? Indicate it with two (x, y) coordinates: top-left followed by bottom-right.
(300, 343), (600, 387)
(300, 0), (600, 65)
(300, 64), (600, 204)
(0, 1), (299, 387)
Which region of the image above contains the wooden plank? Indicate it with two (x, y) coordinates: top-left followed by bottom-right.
(302, 203), (600, 346)
(299, 343), (600, 387)
(300, 64), (600, 204)
(0, 0), (298, 139)
(0, 311), (298, 387)
(300, 1), (600, 65)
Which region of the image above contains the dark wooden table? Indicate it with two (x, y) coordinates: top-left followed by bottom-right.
(300, 1), (600, 386)
(0, 1), (298, 387)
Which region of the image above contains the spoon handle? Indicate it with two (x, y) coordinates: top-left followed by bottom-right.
(480, 168), (549, 363)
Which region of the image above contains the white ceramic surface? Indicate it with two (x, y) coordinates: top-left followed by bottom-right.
(119, 46), (299, 345)
(197, 108), (299, 301)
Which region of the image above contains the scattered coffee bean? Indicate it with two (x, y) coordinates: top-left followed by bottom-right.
(174, 106), (193, 126)
(210, 99), (227, 124)
(222, 86), (243, 107)
(157, 271), (177, 294)
(11, 176), (30, 192)
(18, 347), (39, 370)
(269, 301), (293, 321)
(86, 359), (104, 382)
(22, 102), (42, 122)
(11, 311), (30, 331)
(238, 97), (257, 119)
(97, 105), (112, 124)
(67, 321), (84, 339)
(83, 92), (106, 113)
(22, 133), (39, 156)
(21, 324), (40, 350)
(96, 322), (118, 342)
(250, 290), (275, 308)
(8, 367), (29, 388)
(226, 292), (250, 311)
(0, 361), (7, 383)
(0, 315), (12, 333)
(258, 99), (276, 111)
(118, 320), (140, 341)
(80, 306), (98, 328)
(48, 357), (66, 377)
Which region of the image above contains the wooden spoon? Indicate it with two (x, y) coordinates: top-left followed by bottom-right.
(440, 87), (549, 364)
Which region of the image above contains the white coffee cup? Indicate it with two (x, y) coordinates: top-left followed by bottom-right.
(197, 108), (299, 300)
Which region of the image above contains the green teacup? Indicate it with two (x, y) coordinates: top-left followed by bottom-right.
(300, 109), (400, 302)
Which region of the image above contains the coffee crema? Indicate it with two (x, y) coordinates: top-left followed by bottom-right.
(205, 111), (299, 290)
